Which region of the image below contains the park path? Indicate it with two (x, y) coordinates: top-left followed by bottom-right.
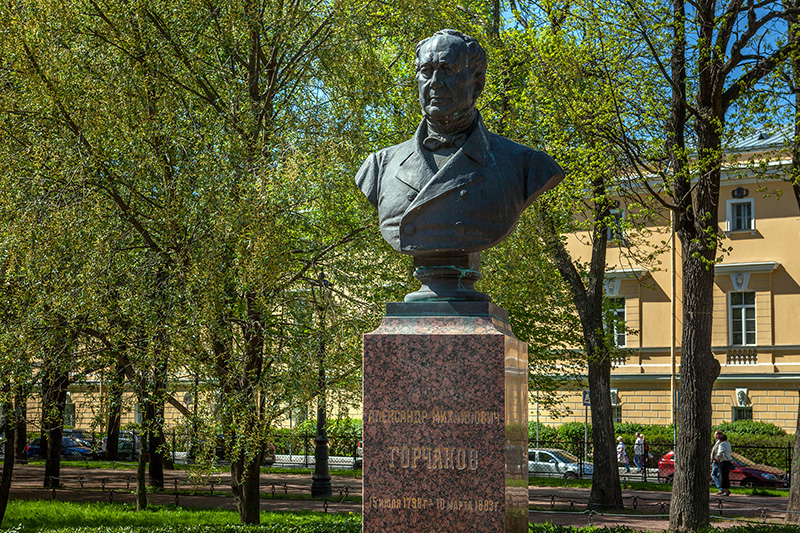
(2, 464), (792, 531)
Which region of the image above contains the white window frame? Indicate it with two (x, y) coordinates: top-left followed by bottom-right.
(64, 392), (76, 428)
(728, 291), (756, 346)
(607, 209), (625, 243)
(725, 198), (755, 233)
(609, 388), (622, 422)
(607, 297), (626, 348)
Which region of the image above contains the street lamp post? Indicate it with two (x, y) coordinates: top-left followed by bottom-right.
(311, 272), (332, 498)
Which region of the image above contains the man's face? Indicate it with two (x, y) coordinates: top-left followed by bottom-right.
(714, 431), (721, 440)
(416, 35), (478, 122)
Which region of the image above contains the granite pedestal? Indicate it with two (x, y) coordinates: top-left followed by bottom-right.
(362, 302), (528, 532)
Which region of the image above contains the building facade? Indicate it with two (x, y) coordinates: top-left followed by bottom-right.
(535, 130), (800, 433)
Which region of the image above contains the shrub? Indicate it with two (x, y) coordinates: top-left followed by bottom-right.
(716, 420), (786, 437)
(529, 422), (559, 443)
(557, 422), (589, 443)
(613, 423), (675, 446)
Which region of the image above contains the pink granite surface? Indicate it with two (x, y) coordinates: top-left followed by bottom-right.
(362, 312), (528, 532)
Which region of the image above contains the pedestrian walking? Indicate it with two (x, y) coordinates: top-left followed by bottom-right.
(714, 432), (733, 496)
(711, 430), (722, 492)
(617, 436), (631, 473)
(634, 433), (645, 472)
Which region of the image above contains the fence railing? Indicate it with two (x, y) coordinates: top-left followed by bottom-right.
(14, 430), (793, 487)
(525, 438), (792, 488)
(14, 429), (363, 471)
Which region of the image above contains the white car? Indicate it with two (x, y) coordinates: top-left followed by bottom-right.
(528, 448), (594, 479)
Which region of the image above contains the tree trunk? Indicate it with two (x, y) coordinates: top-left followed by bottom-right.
(786, 390), (800, 523)
(14, 393), (27, 464)
(0, 396), (15, 526)
(231, 448), (262, 524)
(147, 267), (170, 486)
(587, 350), (622, 510)
(42, 369), (68, 488)
(536, 204), (623, 511)
(136, 430), (147, 510)
(786, 0), (800, 211)
(668, 241), (721, 531)
(231, 292), (264, 524)
(146, 398), (164, 488)
(105, 353), (128, 461)
(788, 10), (800, 521)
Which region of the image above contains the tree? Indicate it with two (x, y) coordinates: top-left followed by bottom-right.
(0, 384), (14, 526)
(477, 10), (665, 509)
(586, 0), (800, 526)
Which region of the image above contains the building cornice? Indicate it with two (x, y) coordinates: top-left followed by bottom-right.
(714, 261), (780, 275)
(605, 267), (649, 280)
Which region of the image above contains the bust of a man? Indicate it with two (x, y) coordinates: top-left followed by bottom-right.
(356, 29), (564, 302)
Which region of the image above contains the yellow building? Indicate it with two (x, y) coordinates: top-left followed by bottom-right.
(535, 129), (800, 433)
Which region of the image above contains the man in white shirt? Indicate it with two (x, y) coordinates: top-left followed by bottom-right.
(634, 433), (645, 472)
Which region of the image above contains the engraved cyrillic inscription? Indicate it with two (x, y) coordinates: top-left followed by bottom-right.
(369, 496), (435, 509)
(367, 408), (501, 425)
(367, 409), (428, 424)
(431, 410), (501, 425)
(437, 498), (500, 512)
(389, 446), (479, 470)
(368, 496), (501, 513)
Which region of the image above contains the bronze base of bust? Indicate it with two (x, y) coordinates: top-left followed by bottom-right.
(404, 253), (491, 302)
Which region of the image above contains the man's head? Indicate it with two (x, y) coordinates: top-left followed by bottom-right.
(714, 430), (721, 440)
(415, 30), (487, 126)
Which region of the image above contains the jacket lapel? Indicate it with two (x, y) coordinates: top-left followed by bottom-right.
(394, 121), (437, 192)
(405, 115), (491, 215)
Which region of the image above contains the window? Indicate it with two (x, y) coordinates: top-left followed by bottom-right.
(607, 209), (625, 243)
(611, 389), (622, 423)
(726, 198), (754, 232)
(606, 298), (626, 347)
(64, 393), (76, 428)
(539, 452), (557, 464)
(732, 406), (753, 421)
(730, 291), (755, 346)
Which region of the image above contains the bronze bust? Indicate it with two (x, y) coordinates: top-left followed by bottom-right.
(356, 30), (564, 302)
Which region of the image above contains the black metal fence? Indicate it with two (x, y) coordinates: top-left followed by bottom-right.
(14, 429), (363, 470)
(17, 429), (793, 485)
(525, 438), (793, 488)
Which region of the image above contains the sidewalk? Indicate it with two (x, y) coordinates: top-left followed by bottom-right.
(3, 464), (791, 531)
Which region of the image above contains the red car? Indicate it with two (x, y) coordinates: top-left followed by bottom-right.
(657, 450), (787, 487)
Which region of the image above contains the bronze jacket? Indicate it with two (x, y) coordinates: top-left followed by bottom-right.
(355, 114), (564, 255)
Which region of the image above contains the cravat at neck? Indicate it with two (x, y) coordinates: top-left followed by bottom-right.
(423, 132), (467, 151)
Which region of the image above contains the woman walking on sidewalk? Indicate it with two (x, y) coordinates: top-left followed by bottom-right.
(711, 430), (722, 492)
(713, 432), (733, 496)
(617, 436), (631, 473)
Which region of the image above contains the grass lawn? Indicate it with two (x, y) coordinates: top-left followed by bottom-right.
(1, 500), (360, 532)
(1, 499), (797, 533)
